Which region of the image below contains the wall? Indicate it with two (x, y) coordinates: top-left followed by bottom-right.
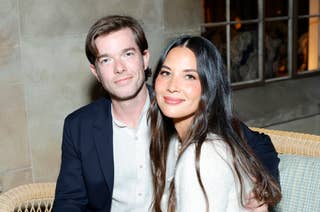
(0, 0), (202, 191)
(233, 76), (320, 135)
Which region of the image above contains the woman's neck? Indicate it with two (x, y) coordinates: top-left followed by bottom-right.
(173, 115), (194, 143)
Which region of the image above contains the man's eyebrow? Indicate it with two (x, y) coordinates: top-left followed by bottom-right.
(97, 47), (137, 59)
(97, 54), (109, 59)
(122, 47), (137, 53)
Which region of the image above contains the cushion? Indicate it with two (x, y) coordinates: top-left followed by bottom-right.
(273, 154), (320, 212)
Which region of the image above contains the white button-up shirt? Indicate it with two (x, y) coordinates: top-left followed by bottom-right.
(111, 96), (153, 212)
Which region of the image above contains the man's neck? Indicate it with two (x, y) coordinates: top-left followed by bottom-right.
(111, 86), (148, 128)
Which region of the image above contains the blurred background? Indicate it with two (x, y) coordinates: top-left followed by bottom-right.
(0, 0), (319, 192)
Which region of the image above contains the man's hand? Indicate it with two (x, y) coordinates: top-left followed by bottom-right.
(245, 192), (268, 212)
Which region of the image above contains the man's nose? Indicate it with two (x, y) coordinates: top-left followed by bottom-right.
(114, 59), (125, 74)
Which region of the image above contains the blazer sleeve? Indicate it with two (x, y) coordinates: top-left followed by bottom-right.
(241, 122), (280, 183)
(52, 116), (88, 212)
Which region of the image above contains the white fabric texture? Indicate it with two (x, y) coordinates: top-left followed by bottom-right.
(161, 134), (251, 212)
(111, 96), (153, 212)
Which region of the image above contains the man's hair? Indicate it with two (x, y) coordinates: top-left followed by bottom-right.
(85, 15), (149, 65)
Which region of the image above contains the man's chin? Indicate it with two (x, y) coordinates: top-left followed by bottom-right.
(112, 93), (138, 101)
(110, 83), (145, 101)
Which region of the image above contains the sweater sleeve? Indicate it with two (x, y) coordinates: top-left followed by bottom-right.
(174, 141), (248, 212)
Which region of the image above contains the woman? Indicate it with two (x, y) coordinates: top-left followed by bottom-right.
(149, 35), (281, 212)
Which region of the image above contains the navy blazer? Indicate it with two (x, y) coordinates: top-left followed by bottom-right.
(53, 97), (279, 212)
(241, 122), (280, 183)
(53, 98), (114, 212)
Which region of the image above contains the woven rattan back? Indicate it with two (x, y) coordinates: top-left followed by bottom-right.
(0, 183), (56, 212)
(251, 128), (320, 157)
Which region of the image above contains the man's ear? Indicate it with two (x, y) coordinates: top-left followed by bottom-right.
(89, 64), (101, 82)
(142, 50), (150, 71)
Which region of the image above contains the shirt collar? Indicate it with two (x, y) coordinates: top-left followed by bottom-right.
(112, 90), (150, 128)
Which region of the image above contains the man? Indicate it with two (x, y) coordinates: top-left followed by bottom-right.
(53, 15), (278, 211)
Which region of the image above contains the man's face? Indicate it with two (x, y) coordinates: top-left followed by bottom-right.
(90, 28), (149, 101)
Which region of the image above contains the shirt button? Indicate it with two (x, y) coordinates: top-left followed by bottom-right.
(138, 193), (142, 196)
(139, 165), (143, 169)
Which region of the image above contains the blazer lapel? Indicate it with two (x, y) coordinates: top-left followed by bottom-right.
(92, 98), (114, 193)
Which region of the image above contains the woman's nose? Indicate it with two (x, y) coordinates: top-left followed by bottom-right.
(167, 76), (179, 92)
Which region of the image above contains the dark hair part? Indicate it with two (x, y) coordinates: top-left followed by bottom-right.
(149, 35), (281, 212)
(85, 15), (151, 78)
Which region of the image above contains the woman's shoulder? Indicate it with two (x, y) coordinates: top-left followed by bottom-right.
(203, 133), (230, 160)
(176, 133), (235, 189)
(205, 133), (225, 148)
(179, 133), (230, 166)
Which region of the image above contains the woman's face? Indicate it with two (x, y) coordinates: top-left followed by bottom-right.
(155, 47), (202, 128)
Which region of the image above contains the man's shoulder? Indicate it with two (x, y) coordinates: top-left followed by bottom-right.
(241, 122), (271, 147)
(65, 97), (111, 123)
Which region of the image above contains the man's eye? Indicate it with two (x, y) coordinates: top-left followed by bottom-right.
(125, 51), (134, 57)
(98, 57), (111, 64)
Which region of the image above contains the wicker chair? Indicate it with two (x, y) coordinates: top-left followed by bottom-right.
(0, 182), (56, 212)
(251, 127), (320, 157)
(0, 129), (319, 211)
(252, 128), (320, 211)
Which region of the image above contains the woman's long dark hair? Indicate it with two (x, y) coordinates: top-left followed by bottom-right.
(149, 35), (281, 212)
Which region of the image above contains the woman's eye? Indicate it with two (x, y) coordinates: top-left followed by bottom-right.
(185, 74), (196, 80)
(159, 70), (170, 76)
